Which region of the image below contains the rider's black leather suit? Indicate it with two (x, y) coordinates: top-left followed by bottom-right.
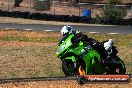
(73, 31), (108, 60)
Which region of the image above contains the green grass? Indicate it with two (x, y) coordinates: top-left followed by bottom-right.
(0, 36), (59, 43)
(0, 46), (65, 79)
(0, 30), (131, 79)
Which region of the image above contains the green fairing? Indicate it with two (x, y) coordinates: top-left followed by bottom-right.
(56, 33), (101, 74)
(83, 50), (101, 74)
(56, 34), (74, 57)
(65, 56), (76, 62)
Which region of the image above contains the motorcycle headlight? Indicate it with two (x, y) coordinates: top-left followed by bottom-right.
(56, 45), (65, 54)
(56, 52), (59, 55)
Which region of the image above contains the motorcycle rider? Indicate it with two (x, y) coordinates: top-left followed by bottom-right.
(61, 26), (97, 44)
(61, 25), (108, 60)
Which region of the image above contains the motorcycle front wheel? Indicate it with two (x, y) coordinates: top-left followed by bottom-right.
(62, 60), (75, 76)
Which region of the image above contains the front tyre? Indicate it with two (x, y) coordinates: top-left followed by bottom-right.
(77, 76), (86, 85)
(62, 60), (75, 76)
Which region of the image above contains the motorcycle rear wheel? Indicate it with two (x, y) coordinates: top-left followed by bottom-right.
(107, 55), (126, 74)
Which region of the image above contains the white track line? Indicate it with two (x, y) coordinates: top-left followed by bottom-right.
(108, 33), (119, 34)
(23, 29), (35, 31)
(44, 30), (54, 32)
(89, 32), (100, 34)
(4, 28), (13, 30)
(89, 32), (119, 35)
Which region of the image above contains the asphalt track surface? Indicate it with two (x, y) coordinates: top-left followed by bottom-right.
(0, 23), (132, 34)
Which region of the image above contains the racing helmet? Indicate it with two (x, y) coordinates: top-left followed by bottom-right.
(61, 26), (73, 36)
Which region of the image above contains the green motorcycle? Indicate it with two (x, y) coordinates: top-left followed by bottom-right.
(56, 33), (126, 76)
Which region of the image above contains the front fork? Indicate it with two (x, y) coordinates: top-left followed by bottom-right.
(73, 60), (86, 75)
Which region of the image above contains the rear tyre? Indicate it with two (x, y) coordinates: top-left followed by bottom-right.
(114, 56), (126, 74)
(62, 60), (75, 76)
(108, 55), (126, 74)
